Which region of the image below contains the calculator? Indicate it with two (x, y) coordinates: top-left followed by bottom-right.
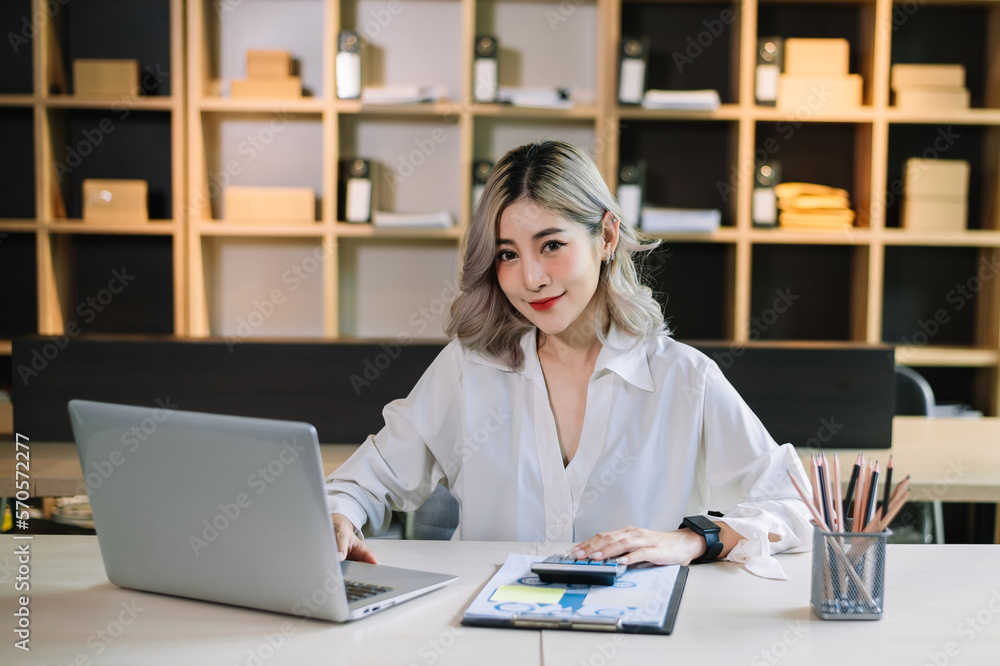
(530, 554), (627, 586)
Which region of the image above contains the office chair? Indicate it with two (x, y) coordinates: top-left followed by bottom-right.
(893, 365), (944, 544)
(411, 483), (459, 540)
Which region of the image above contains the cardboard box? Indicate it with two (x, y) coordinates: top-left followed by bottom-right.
(891, 64), (965, 91)
(904, 159), (969, 198)
(82, 179), (149, 222)
(247, 50), (292, 79)
(901, 197), (967, 231)
(231, 76), (301, 98)
(73, 59), (139, 96)
(777, 74), (862, 111)
(784, 38), (850, 76)
(223, 186), (315, 223)
(895, 86), (969, 111)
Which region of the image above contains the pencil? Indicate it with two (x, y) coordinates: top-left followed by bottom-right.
(863, 461), (880, 530)
(817, 460), (832, 530)
(853, 457), (869, 531)
(842, 453), (862, 525)
(881, 455), (893, 515)
(810, 455), (822, 515)
(833, 453), (843, 532)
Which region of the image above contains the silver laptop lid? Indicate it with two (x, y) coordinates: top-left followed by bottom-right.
(68, 399), (351, 621)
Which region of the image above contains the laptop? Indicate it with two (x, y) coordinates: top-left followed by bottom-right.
(68, 399), (456, 622)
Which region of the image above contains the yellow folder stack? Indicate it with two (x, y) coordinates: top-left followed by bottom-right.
(776, 182), (855, 231)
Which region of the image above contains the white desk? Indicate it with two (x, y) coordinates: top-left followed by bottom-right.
(2, 537), (998, 665)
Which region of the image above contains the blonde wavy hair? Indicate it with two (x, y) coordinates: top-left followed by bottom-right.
(445, 140), (666, 370)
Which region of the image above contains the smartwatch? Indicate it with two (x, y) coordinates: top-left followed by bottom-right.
(680, 515), (723, 564)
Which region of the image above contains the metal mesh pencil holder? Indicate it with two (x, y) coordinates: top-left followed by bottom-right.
(810, 521), (889, 620)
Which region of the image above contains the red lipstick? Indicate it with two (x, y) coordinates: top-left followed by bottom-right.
(529, 295), (562, 311)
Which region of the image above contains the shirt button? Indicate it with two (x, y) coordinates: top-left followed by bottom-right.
(556, 519), (565, 528)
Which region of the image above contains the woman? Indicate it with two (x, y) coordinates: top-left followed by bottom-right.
(326, 140), (812, 578)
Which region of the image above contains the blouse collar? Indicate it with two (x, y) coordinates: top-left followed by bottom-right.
(465, 323), (655, 393)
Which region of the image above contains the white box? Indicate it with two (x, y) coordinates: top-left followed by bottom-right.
(223, 186), (315, 223)
(74, 59), (139, 96)
(784, 39), (850, 76)
(231, 77), (301, 98)
(247, 50), (292, 79)
(901, 197), (967, 231)
(895, 87), (969, 111)
(777, 74), (862, 111)
(904, 159), (969, 198)
(82, 179), (148, 222)
(891, 64), (965, 91)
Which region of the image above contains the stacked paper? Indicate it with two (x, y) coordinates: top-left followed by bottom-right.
(776, 182), (854, 230)
(642, 89), (720, 110)
(361, 85), (446, 104)
(372, 210), (453, 228)
(497, 87), (573, 109)
(640, 207), (721, 233)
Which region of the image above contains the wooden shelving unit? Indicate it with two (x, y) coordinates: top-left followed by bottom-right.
(2, 0), (999, 415)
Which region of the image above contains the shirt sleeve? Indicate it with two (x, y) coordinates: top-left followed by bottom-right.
(698, 359), (814, 579)
(324, 342), (464, 537)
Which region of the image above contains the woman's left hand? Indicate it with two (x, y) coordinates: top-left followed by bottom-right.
(570, 525), (708, 566)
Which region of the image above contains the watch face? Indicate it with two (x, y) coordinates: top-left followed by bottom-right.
(685, 515), (721, 534)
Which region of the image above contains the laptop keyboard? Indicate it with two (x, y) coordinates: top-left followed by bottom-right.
(344, 580), (393, 604)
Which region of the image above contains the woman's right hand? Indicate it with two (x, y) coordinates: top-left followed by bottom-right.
(332, 513), (379, 564)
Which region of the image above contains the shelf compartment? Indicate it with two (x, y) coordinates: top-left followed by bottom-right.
(620, 120), (738, 227)
(647, 242), (734, 341)
(341, 115), (463, 226)
(198, 0), (326, 100)
(757, 1), (875, 106)
(750, 244), (859, 342)
(49, 109), (174, 220)
(202, 236), (326, 338)
(902, 366), (994, 417)
(338, 238), (460, 340)
(198, 112), (324, 222)
(53, 0), (173, 97)
(882, 246), (985, 347)
(0, 0), (34, 95)
(0, 107), (36, 219)
(884, 124), (997, 232)
(889, 2), (994, 110)
(0, 232), (38, 338)
(477, 0), (599, 107)
(754, 120), (871, 228)
(57, 234), (174, 335)
(620, 1), (740, 104)
(341, 0), (463, 103)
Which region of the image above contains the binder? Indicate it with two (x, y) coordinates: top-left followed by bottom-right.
(755, 38), (783, 106)
(474, 35), (498, 103)
(618, 37), (648, 105)
(472, 160), (494, 210)
(462, 553), (688, 634)
(753, 161), (781, 227)
(617, 160), (645, 226)
(337, 31), (362, 100)
(339, 158), (373, 223)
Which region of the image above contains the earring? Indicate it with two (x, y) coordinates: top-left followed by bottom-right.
(606, 250), (615, 263)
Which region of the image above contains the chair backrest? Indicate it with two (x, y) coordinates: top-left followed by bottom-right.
(412, 483), (459, 540)
(894, 366), (935, 416)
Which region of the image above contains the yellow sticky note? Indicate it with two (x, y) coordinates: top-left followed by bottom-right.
(490, 585), (566, 604)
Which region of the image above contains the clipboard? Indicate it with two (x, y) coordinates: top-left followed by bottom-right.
(461, 554), (689, 634)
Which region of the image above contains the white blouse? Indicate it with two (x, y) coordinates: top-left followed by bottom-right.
(325, 326), (814, 578)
